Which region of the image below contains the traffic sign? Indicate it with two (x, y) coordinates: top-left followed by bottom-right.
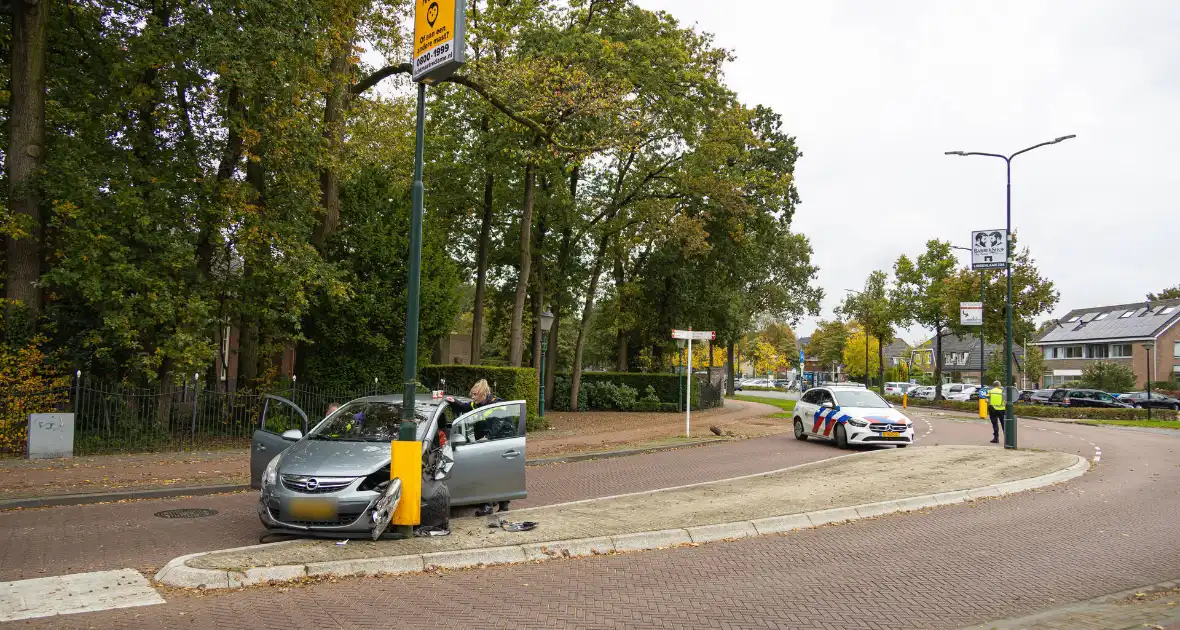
(971, 229), (1007, 270)
(960, 301), (983, 326)
(412, 0), (466, 83)
(671, 329), (715, 340)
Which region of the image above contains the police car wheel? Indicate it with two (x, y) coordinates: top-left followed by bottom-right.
(834, 424), (849, 449)
(793, 418), (807, 441)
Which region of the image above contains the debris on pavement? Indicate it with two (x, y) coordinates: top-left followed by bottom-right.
(488, 518), (539, 532)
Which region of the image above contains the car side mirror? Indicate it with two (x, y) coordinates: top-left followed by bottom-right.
(450, 431), (468, 445)
(281, 429), (303, 441)
(821, 401), (834, 409)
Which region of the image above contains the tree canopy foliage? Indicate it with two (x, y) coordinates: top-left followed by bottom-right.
(1, 0), (822, 403)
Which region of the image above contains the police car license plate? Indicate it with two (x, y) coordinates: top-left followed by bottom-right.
(881, 431), (901, 438)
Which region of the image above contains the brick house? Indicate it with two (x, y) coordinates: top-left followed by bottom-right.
(909, 332), (1026, 386)
(1032, 298), (1180, 389)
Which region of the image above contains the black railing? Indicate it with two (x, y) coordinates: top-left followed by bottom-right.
(0, 376), (391, 458)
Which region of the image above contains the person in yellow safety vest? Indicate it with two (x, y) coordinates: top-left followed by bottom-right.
(987, 380), (1006, 444)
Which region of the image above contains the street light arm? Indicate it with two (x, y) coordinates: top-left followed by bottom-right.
(1011, 135), (1075, 160)
(952, 151), (1008, 161)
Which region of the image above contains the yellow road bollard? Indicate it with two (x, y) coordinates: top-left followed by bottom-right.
(979, 397), (988, 419)
(390, 440), (421, 526)
(902, 392), (907, 409)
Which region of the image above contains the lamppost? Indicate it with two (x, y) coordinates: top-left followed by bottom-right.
(538, 311), (555, 419)
(951, 245), (986, 388)
(845, 288), (871, 390)
(945, 134), (1075, 449)
(1143, 341), (1154, 421)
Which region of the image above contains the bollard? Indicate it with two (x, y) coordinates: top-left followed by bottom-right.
(978, 397), (988, 420)
(902, 392), (907, 409)
(390, 439), (421, 531)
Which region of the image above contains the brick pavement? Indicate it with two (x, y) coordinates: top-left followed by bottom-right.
(0, 431), (835, 581)
(11, 414), (1180, 629)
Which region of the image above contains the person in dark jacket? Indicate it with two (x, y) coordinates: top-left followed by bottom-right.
(445, 379), (510, 515)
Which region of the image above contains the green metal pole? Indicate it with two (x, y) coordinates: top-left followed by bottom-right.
(539, 335), (547, 419)
(1004, 158), (1017, 449)
(400, 81), (427, 437)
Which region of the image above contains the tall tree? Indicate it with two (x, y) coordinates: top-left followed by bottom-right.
(943, 235), (1058, 346)
(807, 320), (848, 374)
(894, 240), (957, 400)
(5, 0), (51, 327)
(839, 270), (895, 393)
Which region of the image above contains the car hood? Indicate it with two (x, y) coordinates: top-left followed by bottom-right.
(277, 439), (394, 477)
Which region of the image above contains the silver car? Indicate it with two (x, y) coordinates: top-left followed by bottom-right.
(251, 394), (527, 536)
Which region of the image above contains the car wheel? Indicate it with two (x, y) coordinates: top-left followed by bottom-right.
(419, 476), (451, 530)
(834, 424), (849, 449)
(1134, 404), (1142, 409)
(1171, 404), (1179, 412)
(793, 418), (808, 441)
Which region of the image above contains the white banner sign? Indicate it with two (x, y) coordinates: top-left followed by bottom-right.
(671, 329), (715, 340)
(960, 301), (983, 326)
(971, 229), (1007, 270)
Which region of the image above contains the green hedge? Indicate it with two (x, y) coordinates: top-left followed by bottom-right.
(883, 395), (1179, 421)
(550, 372), (718, 412)
(420, 365), (542, 429)
(743, 386), (783, 392)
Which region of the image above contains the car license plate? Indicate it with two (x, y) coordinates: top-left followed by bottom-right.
(881, 431), (901, 438)
(286, 497), (337, 521)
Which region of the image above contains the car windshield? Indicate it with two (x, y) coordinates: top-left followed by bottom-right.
(832, 389), (890, 408)
(307, 401), (433, 442)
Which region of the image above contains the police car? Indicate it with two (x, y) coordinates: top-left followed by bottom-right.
(792, 384), (914, 448)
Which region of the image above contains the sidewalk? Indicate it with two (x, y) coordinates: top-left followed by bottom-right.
(0, 400), (782, 505)
(157, 445), (1084, 588)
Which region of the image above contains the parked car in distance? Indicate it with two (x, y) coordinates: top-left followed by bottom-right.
(947, 386), (979, 402)
(883, 382), (911, 396)
(1027, 389), (1056, 404)
(907, 386), (935, 401)
(1017, 389), (1036, 403)
(1118, 391), (1180, 410)
(1046, 388), (1133, 409)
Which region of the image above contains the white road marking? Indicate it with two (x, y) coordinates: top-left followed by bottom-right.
(0, 569), (164, 622)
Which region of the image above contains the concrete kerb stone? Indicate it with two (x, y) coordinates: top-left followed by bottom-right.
(522, 536), (616, 561)
(687, 521), (759, 543)
(749, 514), (811, 536)
(612, 528), (691, 552)
(155, 452), (1089, 590)
(422, 545), (527, 570)
(307, 554), (425, 577)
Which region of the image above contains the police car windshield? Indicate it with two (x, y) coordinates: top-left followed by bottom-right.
(832, 390), (890, 409)
(308, 402), (431, 442)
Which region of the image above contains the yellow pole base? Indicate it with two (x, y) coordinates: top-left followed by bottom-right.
(390, 441), (422, 526)
(979, 397), (988, 419)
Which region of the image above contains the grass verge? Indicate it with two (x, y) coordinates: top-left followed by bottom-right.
(1072, 419), (1180, 430)
(730, 395), (796, 418)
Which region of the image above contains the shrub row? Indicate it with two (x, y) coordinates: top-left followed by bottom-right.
(883, 395), (1179, 421)
(420, 365), (543, 429)
(551, 372), (705, 412)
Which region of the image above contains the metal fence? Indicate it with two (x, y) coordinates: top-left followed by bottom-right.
(0, 376), (390, 458)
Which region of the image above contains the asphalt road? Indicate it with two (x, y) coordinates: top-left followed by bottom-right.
(7, 411), (1180, 629)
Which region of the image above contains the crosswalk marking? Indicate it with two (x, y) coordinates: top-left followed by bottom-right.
(0, 568), (164, 622)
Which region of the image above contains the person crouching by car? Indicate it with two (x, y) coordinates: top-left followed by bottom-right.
(445, 379), (508, 516)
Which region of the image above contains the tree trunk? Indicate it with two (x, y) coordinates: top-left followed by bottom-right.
(507, 157), (536, 367)
(571, 236), (609, 411)
(544, 169), (576, 409)
(545, 314), (560, 409)
(933, 326), (944, 400)
(726, 343), (735, 396)
(311, 46), (350, 250)
(5, 0), (51, 325)
(530, 199), (547, 372)
(470, 118), (495, 365)
(614, 248), (626, 371)
(877, 338), (886, 395)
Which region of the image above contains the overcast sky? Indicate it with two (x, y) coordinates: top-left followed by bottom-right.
(637, 0), (1179, 345)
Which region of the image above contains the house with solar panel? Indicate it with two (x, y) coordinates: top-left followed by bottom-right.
(1032, 298), (1180, 389)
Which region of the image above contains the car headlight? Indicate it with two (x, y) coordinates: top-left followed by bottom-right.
(262, 454), (282, 490)
(847, 418), (868, 428)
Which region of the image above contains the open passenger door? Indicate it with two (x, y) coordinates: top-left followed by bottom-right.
(249, 395), (309, 489)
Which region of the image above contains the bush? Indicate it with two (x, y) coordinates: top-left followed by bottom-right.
(1079, 361), (1137, 393)
(744, 386), (782, 392)
(882, 394), (1179, 421)
(420, 365), (542, 430)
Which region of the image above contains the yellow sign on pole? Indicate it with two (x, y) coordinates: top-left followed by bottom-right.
(412, 0), (466, 83)
(390, 441), (422, 525)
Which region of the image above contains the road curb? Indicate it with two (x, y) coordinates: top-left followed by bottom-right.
(0, 483), (251, 511)
(154, 452), (1089, 590)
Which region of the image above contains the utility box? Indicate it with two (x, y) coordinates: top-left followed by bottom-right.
(27, 413), (75, 460)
